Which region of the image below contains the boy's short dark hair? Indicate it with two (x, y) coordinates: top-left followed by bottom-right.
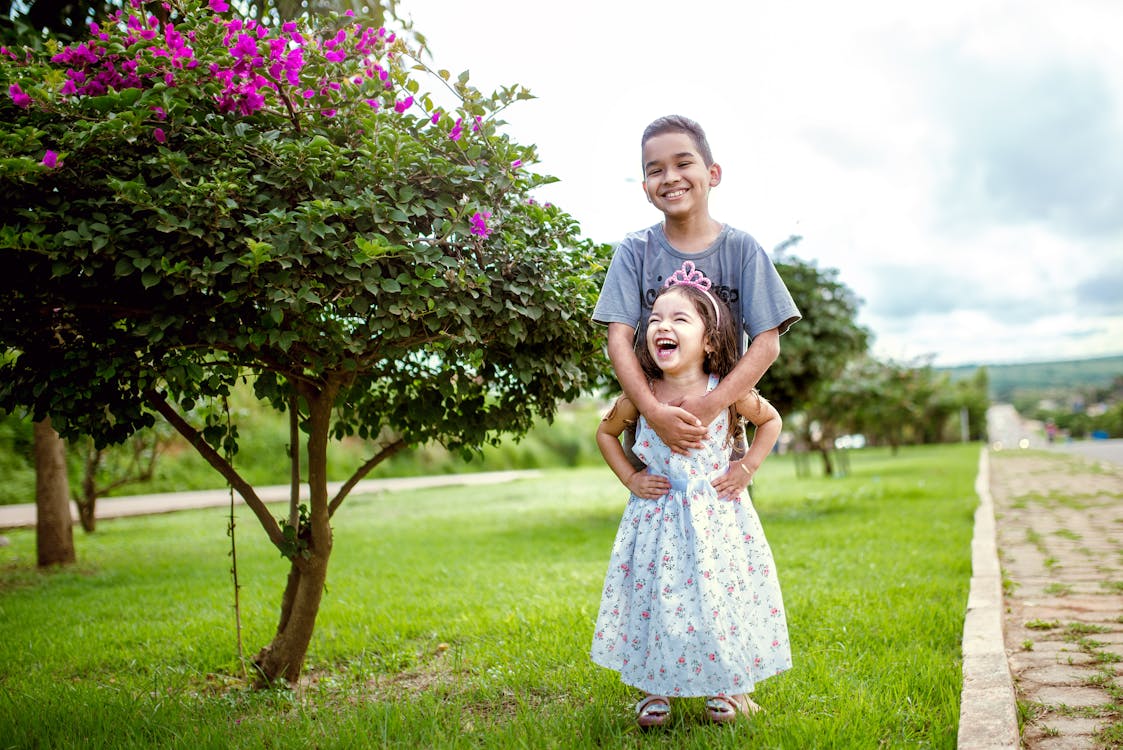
(641, 115), (714, 167)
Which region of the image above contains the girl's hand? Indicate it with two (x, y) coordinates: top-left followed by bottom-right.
(712, 461), (753, 500)
(627, 469), (671, 499)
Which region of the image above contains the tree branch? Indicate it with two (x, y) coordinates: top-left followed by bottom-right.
(327, 436), (408, 518)
(144, 388), (286, 549)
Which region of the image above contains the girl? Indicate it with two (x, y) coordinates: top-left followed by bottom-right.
(591, 271), (791, 727)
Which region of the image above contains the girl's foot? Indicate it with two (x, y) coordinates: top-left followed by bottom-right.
(635, 695), (671, 728)
(705, 694), (761, 723)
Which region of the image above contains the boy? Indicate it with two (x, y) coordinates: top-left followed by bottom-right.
(594, 115), (800, 473)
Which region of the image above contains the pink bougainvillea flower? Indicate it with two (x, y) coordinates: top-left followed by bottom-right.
(430, 110), (441, 124)
(393, 95), (412, 113)
(208, 0), (229, 11)
(449, 118), (463, 141)
(154, 127), (166, 143)
(469, 211), (491, 238)
(41, 150), (59, 168)
(510, 159), (522, 169)
(229, 33), (258, 61)
(8, 83), (31, 108)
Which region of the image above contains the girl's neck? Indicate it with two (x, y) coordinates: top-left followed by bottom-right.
(652, 369), (710, 402)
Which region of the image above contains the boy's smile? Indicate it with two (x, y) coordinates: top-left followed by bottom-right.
(641, 132), (721, 220)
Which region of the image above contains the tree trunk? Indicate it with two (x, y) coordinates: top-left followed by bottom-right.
(817, 443), (834, 478)
(34, 418), (75, 567)
(76, 442), (101, 533)
(251, 382), (336, 685)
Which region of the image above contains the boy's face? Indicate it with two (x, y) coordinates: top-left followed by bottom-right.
(641, 132), (722, 220)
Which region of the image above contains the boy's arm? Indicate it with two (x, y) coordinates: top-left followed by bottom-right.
(712, 390), (783, 500)
(606, 322), (706, 453)
(678, 327), (780, 426)
(596, 396), (671, 499)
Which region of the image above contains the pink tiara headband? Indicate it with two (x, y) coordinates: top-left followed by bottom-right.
(663, 261), (721, 326)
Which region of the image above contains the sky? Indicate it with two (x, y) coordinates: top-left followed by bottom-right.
(398, 0), (1123, 368)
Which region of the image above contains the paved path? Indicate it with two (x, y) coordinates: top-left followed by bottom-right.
(0, 470), (542, 530)
(961, 405), (1123, 749)
(991, 447), (1123, 749)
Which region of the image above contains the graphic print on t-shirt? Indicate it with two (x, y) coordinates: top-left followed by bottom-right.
(643, 279), (740, 311)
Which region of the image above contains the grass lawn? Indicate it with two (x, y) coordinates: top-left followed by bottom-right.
(0, 443), (980, 748)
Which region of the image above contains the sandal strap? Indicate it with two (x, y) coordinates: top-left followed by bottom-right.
(706, 694), (760, 715)
(705, 696), (737, 714)
(635, 695), (670, 716)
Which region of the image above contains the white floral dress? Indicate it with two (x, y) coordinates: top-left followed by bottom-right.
(591, 375), (792, 697)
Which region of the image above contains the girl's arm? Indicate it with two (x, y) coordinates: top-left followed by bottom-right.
(712, 390), (783, 500)
(597, 395), (671, 500)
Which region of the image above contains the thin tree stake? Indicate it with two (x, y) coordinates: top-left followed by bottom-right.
(223, 395), (247, 680)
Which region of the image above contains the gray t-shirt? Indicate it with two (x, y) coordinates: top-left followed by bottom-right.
(593, 223), (801, 348)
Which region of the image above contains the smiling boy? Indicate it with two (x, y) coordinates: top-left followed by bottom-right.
(593, 115), (800, 457)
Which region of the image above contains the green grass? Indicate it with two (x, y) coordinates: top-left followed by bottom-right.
(0, 444), (980, 748)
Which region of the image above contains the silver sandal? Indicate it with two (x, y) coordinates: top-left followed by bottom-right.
(705, 694), (761, 723)
(635, 694), (671, 727)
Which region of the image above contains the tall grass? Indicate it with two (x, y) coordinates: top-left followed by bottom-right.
(0, 444), (979, 748)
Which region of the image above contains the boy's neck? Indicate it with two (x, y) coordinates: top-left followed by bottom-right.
(662, 215), (723, 253)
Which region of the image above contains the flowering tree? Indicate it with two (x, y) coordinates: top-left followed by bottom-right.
(0, 0), (610, 684)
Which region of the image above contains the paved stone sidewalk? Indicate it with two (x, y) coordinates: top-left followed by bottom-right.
(990, 449), (1123, 749)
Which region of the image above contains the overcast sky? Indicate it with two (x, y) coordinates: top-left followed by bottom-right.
(400, 0), (1123, 367)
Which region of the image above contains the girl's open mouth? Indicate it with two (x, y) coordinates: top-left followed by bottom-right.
(655, 337), (678, 358)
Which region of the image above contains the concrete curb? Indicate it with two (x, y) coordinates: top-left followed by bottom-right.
(957, 448), (1019, 749)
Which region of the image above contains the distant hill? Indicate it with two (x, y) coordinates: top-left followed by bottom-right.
(942, 354), (1123, 402)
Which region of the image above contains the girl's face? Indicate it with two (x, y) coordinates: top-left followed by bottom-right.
(646, 289), (710, 376)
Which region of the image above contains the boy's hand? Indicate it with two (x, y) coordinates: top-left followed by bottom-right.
(646, 402), (706, 454)
(677, 393), (723, 428)
(627, 468), (671, 499)
(712, 461), (753, 500)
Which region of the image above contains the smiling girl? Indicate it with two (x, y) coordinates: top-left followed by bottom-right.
(591, 263), (791, 727)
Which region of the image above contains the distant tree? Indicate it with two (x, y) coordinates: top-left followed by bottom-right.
(761, 236), (869, 475)
(953, 367), (989, 442)
(73, 426), (169, 532)
(820, 357), (916, 455)
(0, 0), (610, 685)
(818, 355), (989, 458)
(764, 236), (870, 419)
